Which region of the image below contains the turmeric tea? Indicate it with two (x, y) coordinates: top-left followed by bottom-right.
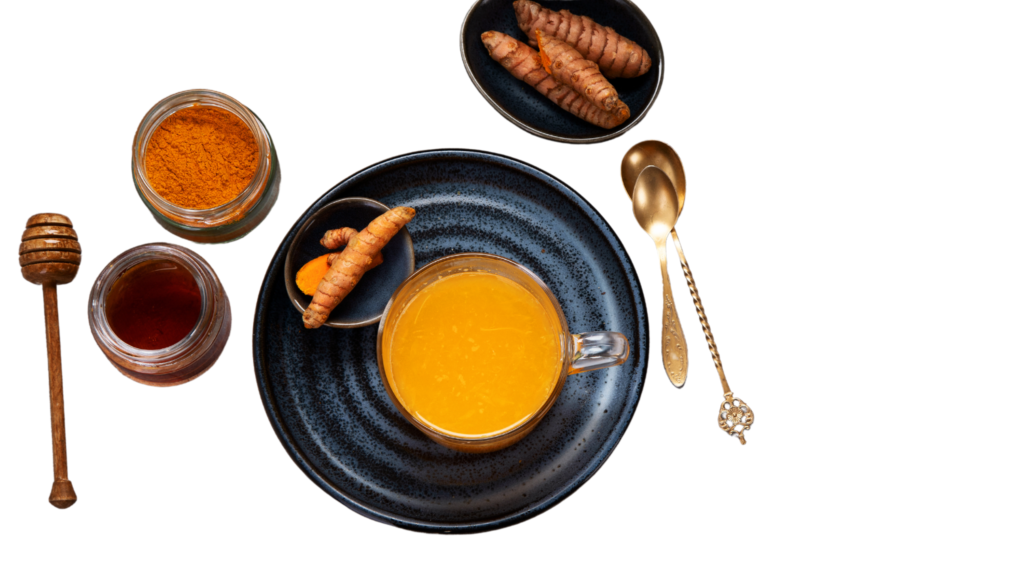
(385, 271), (563, 438)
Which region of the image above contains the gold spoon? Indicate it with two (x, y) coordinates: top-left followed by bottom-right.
(622, 141), (754, 445)
(632, 166), (687, 387)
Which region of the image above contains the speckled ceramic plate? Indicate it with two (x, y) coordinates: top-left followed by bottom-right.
(253, 149), (649, 533)
(461, 0), (664, 144)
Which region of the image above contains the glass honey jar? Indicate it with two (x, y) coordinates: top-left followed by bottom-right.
(88, 243), (231, 386)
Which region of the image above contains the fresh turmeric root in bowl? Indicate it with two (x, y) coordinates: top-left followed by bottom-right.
(513, 0), (652, 79)
(481, 31), (626, 129)
(302, 206), (415, 329)
(536, 30), (629, 121)
(295, 227), (385, 297)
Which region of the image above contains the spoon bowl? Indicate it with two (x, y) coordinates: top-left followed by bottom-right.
(621, 140), (686, 215)
(632, 166), (679, 242)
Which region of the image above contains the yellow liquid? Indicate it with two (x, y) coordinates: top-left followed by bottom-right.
(387, 272), (563, 438)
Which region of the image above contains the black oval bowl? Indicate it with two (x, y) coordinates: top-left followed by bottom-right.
(461, 0), (664, 144)
(282, 197), (415, 328)
(254, 149), (649, 533)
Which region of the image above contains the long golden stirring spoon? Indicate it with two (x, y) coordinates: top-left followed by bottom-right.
(622, 141), (754, 444)
(632, 166), (687, 387)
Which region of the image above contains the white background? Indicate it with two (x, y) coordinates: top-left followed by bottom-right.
(2, 1), (1021, 573)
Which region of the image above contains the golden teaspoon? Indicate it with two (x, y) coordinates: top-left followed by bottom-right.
(632, 166), (687, 387)
(622, 141), (754, 444)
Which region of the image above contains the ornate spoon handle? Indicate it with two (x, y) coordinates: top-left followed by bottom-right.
(670, 229), (754, 444)
(658, 240), (688, 387)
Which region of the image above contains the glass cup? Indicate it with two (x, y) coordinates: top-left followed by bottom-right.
(377, 253), (629, 453)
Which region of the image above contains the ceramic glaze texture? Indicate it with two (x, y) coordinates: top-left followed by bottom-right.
(461, 0), (663, 143)
(253, 150), (649, 532)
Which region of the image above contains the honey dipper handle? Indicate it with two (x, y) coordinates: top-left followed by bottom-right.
(42, 283), (76, 509)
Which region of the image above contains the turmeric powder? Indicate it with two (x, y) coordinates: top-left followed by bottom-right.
(304, 207), (416, 329)
(144, 106), (260, 210)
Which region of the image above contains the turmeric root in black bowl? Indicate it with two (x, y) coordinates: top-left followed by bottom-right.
(461, 0), (663, 143)
(283, 198), (415, 329)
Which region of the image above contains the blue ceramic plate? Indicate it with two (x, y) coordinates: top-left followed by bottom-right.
(253, 150), (649, 533)
(461, 0), (664, 144)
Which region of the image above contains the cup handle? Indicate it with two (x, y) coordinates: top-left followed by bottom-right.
(568, 332), (630, 375)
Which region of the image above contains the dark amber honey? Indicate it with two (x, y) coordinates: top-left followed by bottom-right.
(105, 259), (202, 350)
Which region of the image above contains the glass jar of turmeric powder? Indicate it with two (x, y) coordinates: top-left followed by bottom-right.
(88, 243), (231, 386)
(132, 89), (280, 243)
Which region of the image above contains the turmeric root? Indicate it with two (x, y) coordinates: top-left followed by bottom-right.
(481, 31), (626, 129)
(321, 227), (356, 250)
(297, 227), (384, 297)
(513, 0), (652, 79)
(536, 30), (629, 122)
(303, 206), (416, 329)
(296, 250), (383, 297)
(321, 226), (384, 268)
(327, 251), (381, 269)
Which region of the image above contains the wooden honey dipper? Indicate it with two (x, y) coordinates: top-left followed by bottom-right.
(19, 213), (81, 509)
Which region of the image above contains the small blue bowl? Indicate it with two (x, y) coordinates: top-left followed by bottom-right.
(461, 0), (664, 144)
(283, 197), (414, 328)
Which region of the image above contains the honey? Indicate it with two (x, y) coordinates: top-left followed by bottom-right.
(105, 259), (202, 350)
(385, 271), (563, 438)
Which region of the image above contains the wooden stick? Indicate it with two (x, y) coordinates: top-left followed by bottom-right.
(43, 284), (76, 508)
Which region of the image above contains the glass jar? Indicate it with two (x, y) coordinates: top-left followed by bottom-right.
(88, 243), (231, 386)
(131, 89), (281, 243)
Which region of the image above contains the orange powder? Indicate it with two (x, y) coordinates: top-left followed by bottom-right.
(144, 106), (260, 210)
